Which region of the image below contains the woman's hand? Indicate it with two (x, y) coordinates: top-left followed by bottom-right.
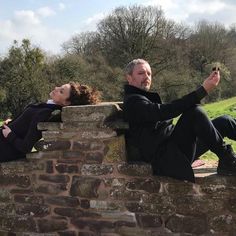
(2, 125), (12, 138)
(3, 118), (12, 125)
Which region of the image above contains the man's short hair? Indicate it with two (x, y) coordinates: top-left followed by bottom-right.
(124, 59), (149, 75)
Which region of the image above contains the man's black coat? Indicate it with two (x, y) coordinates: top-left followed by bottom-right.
(0, 103), (61, 162)
(123, 84), (207, 182)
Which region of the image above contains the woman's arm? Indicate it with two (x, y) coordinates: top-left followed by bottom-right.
(3, 109), (52, 153)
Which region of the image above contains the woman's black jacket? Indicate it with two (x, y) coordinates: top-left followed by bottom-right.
(0, 103), (61, 162)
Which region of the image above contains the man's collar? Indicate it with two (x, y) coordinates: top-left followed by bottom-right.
(124, 84), (155, 95)
(124, 84), (161, 103)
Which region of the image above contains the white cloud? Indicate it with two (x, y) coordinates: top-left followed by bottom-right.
(142, 0), (230, 24)
(59, 3), (66, 11)
(37, 6), (56, 18)
(13, 10), (40, 26)
(0, 8), (67, 56)
(82, 12), (107, 31)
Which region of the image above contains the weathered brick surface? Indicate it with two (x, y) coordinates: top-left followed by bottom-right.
(46, 196), (79, 207)
(34, 140), (71, 152)
(1, 104), (236, 235)
(55, 164), (79, 174)
(81, 164), (113, 176)
(0, 216), (37, 232)
(39, 174), (70, 183)
(35, 183), (68, 195)
(70, 177), (101, 198)
(15, 204), (50, 217)
(37, 218), (68, 232)
(0, 174), (31, 188)
(165, 214), (208, 234)
(117, 163), (153, 177)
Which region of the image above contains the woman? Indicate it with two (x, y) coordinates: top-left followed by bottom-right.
(0, 82), (100, 162)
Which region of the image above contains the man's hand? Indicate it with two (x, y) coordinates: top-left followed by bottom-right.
(2, 125), (12, 138)
(203, 70), (220, 93)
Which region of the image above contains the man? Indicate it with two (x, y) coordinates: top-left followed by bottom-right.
(123, 58), (236, 182)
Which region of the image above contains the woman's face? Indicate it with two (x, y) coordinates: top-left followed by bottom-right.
(50, 83), (71, 106)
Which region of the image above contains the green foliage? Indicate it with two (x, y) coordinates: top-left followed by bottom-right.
(2, 4), (236, 119)
(0, 39), (48, 117)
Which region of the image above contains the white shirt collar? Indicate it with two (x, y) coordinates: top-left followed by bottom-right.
(46, 99), (56, 104)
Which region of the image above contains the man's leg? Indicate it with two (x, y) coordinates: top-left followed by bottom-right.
(195, 115), (236, 158)
(170, 106), (226, 163)
(155, 105), (226, 182)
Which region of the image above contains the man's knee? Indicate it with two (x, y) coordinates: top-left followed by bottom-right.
(212, 115), (236, 138)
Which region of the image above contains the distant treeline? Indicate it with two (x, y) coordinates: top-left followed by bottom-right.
(0, 5), (236, 118)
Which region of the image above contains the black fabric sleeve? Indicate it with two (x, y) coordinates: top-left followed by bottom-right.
(125, 86), (208, 123)
(5, 109), (52, 153)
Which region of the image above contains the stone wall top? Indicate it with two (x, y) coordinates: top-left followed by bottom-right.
(62, 102), (123, 123)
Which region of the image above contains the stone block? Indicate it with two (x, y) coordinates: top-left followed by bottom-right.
(81, 164), (113, 176)
(166, 181), (194, 195)
(27, 151), (63, 160)
(209, 214), (236, 232)
(42, 129), (117, 141)
(34, 140), (71, 152)
(62, 103), (120, 123)
(15, 204), (50, 217)
(62, 151), (85, 159)
(46, 161), (54, 173)
(71, 218), (114, 231)
(110, 188), (147, 201)
(0, 174), (30, 188)
(126, 195), (176, 215)
(14, 195), (44, 205)
(165, 214), (207, 234)
(55, 164), (80, 174)
(0, 189), (11, 202)
(38, 218), (68, 233)
(174, 196), (224, 215)
(79, 199), (90, 209)
(70, 176), (101, 198)
(46, 196), (79, 207)
(57, 231), (77, 236)
(85, 152), (104, 164)
(125, 178), (161, 193)
(0, 204), (15, 215)
(37, 122), (62, 131)
(72, 140), (104, 151)
(39, 174), (70, 183)
(117, 163), (152, 177)
(136, 214), (162, 228)
(78, 232), (98, 236)
(0, 216), (37, 232)
(0, 161), (30, 174)
(103, 136), (126, 163)
(90, 200), (125, 211)
(54, 207), (99, 218)
(227, 198), (236, 213)
(35, 183), (68, 195)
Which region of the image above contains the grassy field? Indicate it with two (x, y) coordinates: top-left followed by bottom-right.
(196, 97), (236, 160)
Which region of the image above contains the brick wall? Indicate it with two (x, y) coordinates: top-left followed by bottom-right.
(0, 103), (236, 236)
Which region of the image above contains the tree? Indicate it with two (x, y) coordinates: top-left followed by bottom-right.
(0, 39), (48, 116)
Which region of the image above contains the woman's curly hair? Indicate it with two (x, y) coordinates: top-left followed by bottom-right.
(68, 82), (101, 105)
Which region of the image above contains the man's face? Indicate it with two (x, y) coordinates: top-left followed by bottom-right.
(127, 62), (152, 91)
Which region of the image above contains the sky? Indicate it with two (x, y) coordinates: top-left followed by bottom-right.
(1, 0), (236, 56)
